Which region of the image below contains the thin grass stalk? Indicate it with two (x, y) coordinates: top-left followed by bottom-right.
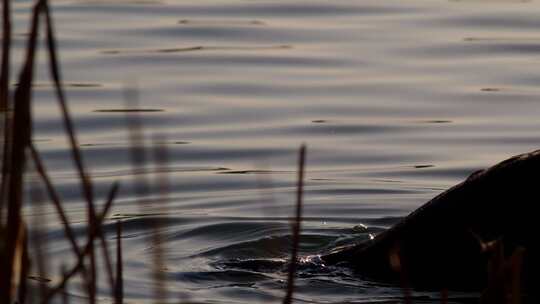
(30, 181), (48, 302)
(0, 1), (44, 301)
(88, 243), (97, 304)
(255, 163), (277, 217)
(42, 4), (99, 300)
(124, 87), (157, 299)
(151, 135), (170, 303)
(42, 0), (94, 210)
(0, 0), (11, 200)
(125, 87), (150, 199)
(29, 142), (95, 298)
(61, 265), (69, 304)
(0, 0), (12, 223)
(41, 183), (118, 304)
(0, 0), (11, 216)
(0, 106), (11, 222)
(16, 225), (29, 304)
(283, 144), (306, 304)
(31, 143), (117, 299)
(0, 0), (11, 111)
(90, 182), (120, 302)
(29, 144), (84, 260)
(97, 183), (119, 296)
(114, 221), (123, 304)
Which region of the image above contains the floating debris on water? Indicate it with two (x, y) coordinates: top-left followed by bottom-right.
(414, 164), (435, 169)
(419, 120), (452, 124)
(481, 87), (501, 92)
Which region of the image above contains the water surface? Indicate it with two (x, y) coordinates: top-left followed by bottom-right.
(12, 0), (540, 303)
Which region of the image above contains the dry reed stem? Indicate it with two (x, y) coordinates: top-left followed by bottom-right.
(29, 144), (85, 261)
(1, 0), (124, 302)
(0, 0), (11, 111)
(43, 0), (94, 211)
(283, 144), (306, 304)
(42, 3), (102, 300)
(0, 1), (44, 301)
(115, 221), (123, 304)
(30, 182), (48, 301)
(0, 106), (11, 221)
(125, 87), (161, 300)
(16, 225), (29, 304)
(125, 89), (169, 302)
(0, 0), (12, 221)
(125, 87), (151, 199)
(97, 189), (118, 298)
(40, 182), (119, 304)
(151, 135), (169, 303)
(61, 265), (69, 304)
(0, 0), (11, 191)
(32, 141), (118, 298)
(29, 142), (94, 297)
(0, 0), (12, 273)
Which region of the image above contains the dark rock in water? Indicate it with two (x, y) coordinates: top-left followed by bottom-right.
(321, 150), (540, 298)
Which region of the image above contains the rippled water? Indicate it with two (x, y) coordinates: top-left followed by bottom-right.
(11, 0), (540, 303)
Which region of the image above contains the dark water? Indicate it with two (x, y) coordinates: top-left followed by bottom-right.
(11, 0), (540, 303)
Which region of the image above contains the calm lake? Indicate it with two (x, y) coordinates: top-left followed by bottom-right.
(12, 0), (540, 303)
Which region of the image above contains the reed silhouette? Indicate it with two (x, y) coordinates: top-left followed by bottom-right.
(0, 3), (307, 303)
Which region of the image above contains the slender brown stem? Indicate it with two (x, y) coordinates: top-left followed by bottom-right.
(16, 225), (29, 304)
(151, 135), (170, 303)
(0, 0), (11, 110)
(30, 182), (48, 302)
(61, 265), (69, 304)
(40, 183), (118, 304)
(97, 182), (119, 297)
(42, 0), (93, 210)
(0, 1), (44, 301)
(29, 144), (83, 259)
(0, 107), (11, 222)
(29, 142), (95, 292)
(0, 0), (13, 230)
(283, 145), (306, 304)
(125, 87), (150, 199)
(114, 221), (124, 304)
(33, 141), (118, 299)
(88, 242), (97, 304)
(42, 4), (99, 300)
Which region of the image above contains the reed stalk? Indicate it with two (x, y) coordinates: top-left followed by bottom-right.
(114, 221), (124, 304)
(0, 0), (12, 222)
(0, 1), (43, 301)
(0, 0), (11, 111)
(283, 145), (306, 304)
